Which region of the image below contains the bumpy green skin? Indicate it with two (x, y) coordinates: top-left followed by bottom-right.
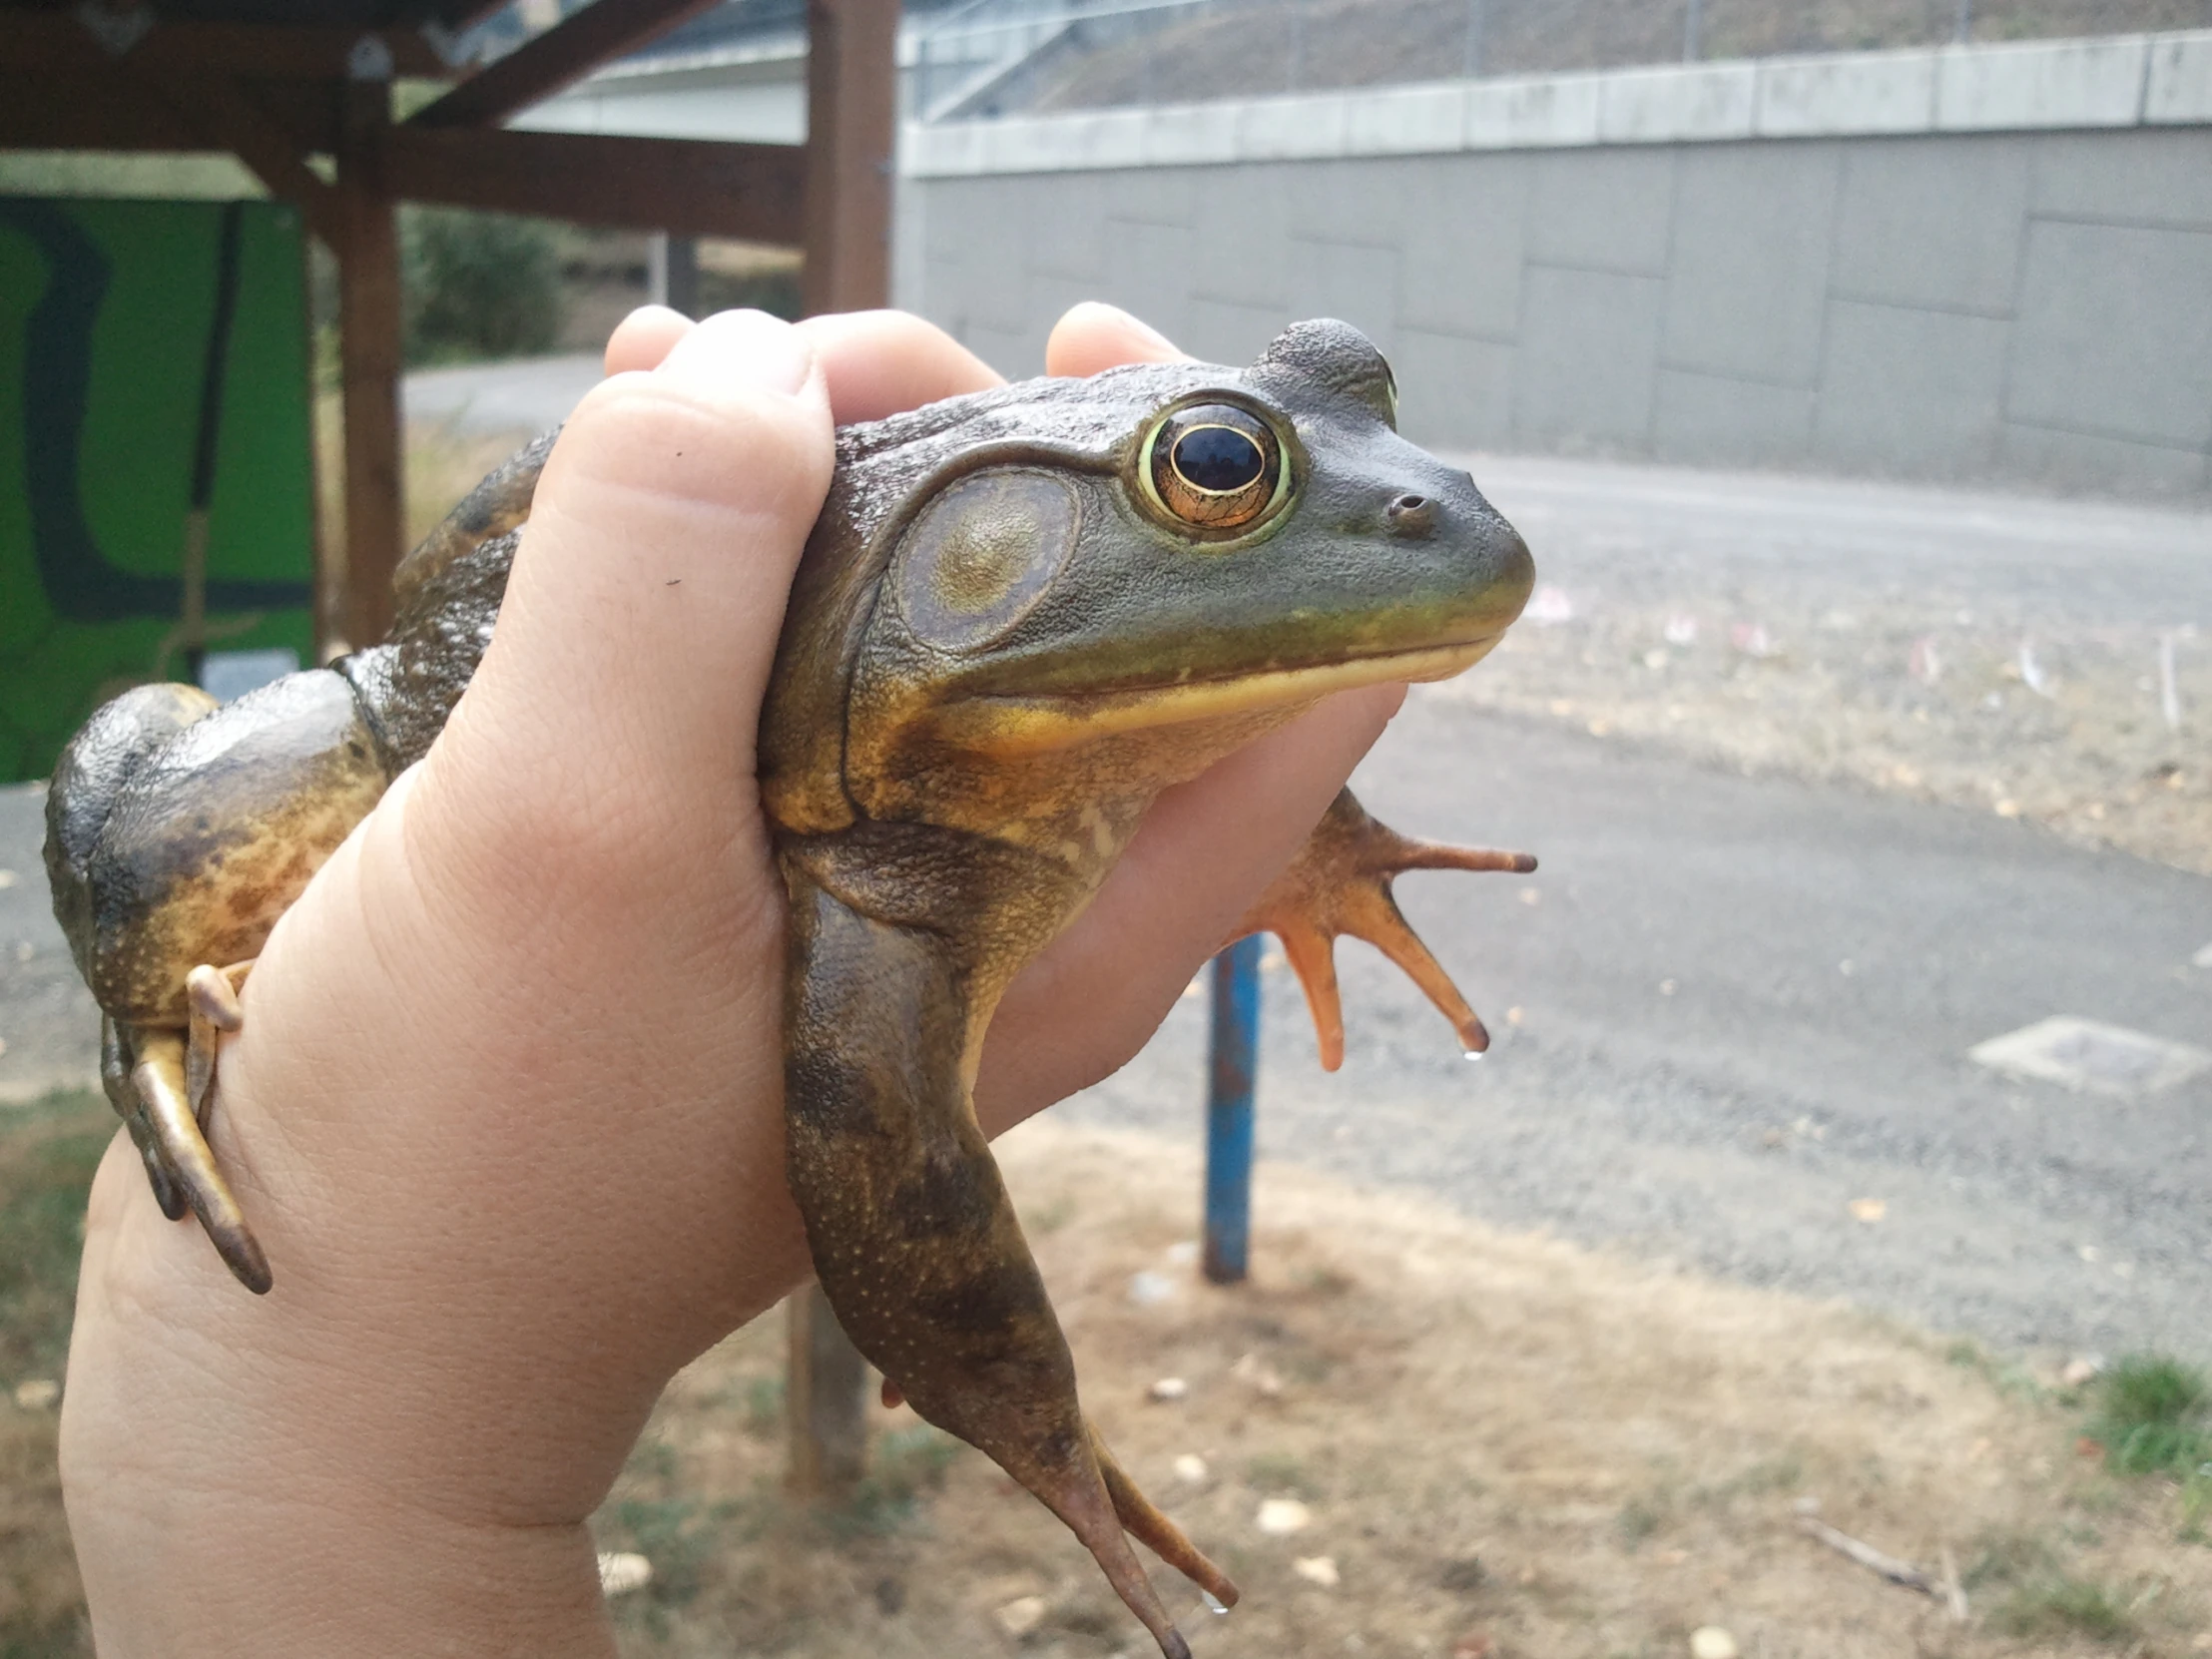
(43, 321), (1533, 1659)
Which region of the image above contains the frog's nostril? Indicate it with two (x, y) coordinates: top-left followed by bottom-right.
(1386, 494), (1437, 537)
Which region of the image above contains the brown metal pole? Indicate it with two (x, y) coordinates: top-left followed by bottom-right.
(785, 0), (900, 1504)
(334, 78), (403, 651)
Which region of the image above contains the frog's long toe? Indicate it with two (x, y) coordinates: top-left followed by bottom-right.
(1239, 790), (1533, 1068)
(1092, 1426), (1240, 1608)
(102, 1018), (189, 1219)
(129, 1031), (272, 1294)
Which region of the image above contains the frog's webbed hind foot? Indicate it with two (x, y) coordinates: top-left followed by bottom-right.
(1237, 788), (1534, 1067)
(123, 1022), (272, 1295)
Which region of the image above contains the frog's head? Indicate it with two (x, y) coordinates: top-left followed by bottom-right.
(763, 319), (1533, 833)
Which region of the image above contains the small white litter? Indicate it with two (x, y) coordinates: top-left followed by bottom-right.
(1967, 1016), (2211, 1099)
(597, 1552), (652, 1597)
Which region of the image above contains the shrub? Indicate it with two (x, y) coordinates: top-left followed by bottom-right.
(402, 207), (563, 365)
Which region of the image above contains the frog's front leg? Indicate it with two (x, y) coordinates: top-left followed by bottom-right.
(1239, 788), (1535, 1066)
(782, 866), (1233, 1659)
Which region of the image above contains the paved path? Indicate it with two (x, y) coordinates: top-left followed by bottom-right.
(403, 352), (602, 438)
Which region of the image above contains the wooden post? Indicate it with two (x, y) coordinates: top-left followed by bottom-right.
(334, 77), (402, 651)
(784, 0), (900, 1504)
(786, 1287), (870, 1497)
(800, 0), (897, 316)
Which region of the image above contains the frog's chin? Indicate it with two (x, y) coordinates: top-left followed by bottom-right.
(933, 633), (1504, 755)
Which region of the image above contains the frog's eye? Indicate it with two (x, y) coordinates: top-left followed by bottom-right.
(1138, 402), (1290, 535)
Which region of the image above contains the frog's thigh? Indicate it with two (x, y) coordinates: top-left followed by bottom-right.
(124, 1026), (272, 1295)
(1235, 788), (1536, 1066)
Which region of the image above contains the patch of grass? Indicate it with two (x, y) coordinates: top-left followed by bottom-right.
(2086, 1354), (2212, 1478)
(742, 1375), (786, 1438)
(1987, 1573), (2139, 1643)
(2179, 1467), (2211, 1545)
(0, 1092), (109, 1658)
(0, 1094), (109, 1382)
(1615, 1494), (1668, 1548)
(1961, 1527), (2060, 1590)
(830, 1423), (960, 1538)
(1244, 1450), (1322, 1500)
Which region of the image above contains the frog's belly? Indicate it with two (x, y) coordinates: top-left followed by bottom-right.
(85, 672), (391, 1025)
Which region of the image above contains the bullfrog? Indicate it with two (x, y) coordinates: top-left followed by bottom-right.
(45, 318), (1533, 1658)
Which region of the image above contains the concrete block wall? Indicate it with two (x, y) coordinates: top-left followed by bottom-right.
(896, 35), (2212, 495)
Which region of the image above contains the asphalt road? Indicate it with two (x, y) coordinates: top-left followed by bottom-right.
(1064, 691), (2212, 1363)
(6, 357), (2207, 1362)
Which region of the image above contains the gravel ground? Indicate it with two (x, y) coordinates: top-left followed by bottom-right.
(1445, 454), (2212, 877)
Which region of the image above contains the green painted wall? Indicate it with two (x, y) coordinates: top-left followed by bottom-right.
(0, 197), (314, 783)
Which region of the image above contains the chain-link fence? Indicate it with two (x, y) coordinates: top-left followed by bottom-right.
(913, 0), (2212, 118)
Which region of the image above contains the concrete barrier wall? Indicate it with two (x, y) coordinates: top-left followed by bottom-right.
(895, 36), (2212, 495)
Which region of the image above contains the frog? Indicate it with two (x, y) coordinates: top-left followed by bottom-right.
(45, 318), (1534, 1659)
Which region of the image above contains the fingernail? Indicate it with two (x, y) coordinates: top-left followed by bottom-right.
(661, 308), (814, 397)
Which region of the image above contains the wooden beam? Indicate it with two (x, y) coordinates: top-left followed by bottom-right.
(0, 68), (203, 150)
(408, 0), (722, 130)
(383, 127), (805, 242)
(19, 20), (340, 240)
(800, 0), (898, 315)
(163, 73), (341, 244)
(334, 82), (403, 651)
(0, 14), (450, 80)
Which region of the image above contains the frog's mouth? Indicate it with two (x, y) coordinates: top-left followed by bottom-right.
(928, 632), (1505, 754)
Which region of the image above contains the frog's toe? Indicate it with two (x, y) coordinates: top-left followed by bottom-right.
(130, 1031), (272, 1295)
(125, 1110), (190, 1221)
(1092, 1425), (1240, 1608)
(184, 961), (251, 1119)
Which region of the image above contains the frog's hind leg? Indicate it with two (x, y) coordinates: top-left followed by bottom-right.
(123, 1026), (272, 1295)
(782, 873), (1220, 1659)
(101, 1017), (186, 1221)
(1237, 788), (1534, 1067)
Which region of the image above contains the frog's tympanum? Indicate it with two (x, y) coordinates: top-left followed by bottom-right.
(47, 320), (1533, 1658)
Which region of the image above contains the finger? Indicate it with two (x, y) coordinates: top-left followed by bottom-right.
(1045, 301), (1187, 377)
(604, 305), (695, 375)
(797, 308), (1003, 422)
(439, 308), (834, 797)
(975, 682), (1404, 1130)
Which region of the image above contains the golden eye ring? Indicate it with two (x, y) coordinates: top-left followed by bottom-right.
(1137, 401), (1292, 536)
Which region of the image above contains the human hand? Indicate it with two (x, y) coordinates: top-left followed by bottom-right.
(60, 302), (1403, 1657)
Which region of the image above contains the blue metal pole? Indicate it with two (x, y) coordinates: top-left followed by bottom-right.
(1203, 933), (1262, 1284)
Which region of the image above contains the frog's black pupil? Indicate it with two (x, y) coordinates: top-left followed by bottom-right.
(1174, 425), (1265, 493)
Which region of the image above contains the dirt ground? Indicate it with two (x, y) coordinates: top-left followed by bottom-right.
(593, 1120), (2210, 1659)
